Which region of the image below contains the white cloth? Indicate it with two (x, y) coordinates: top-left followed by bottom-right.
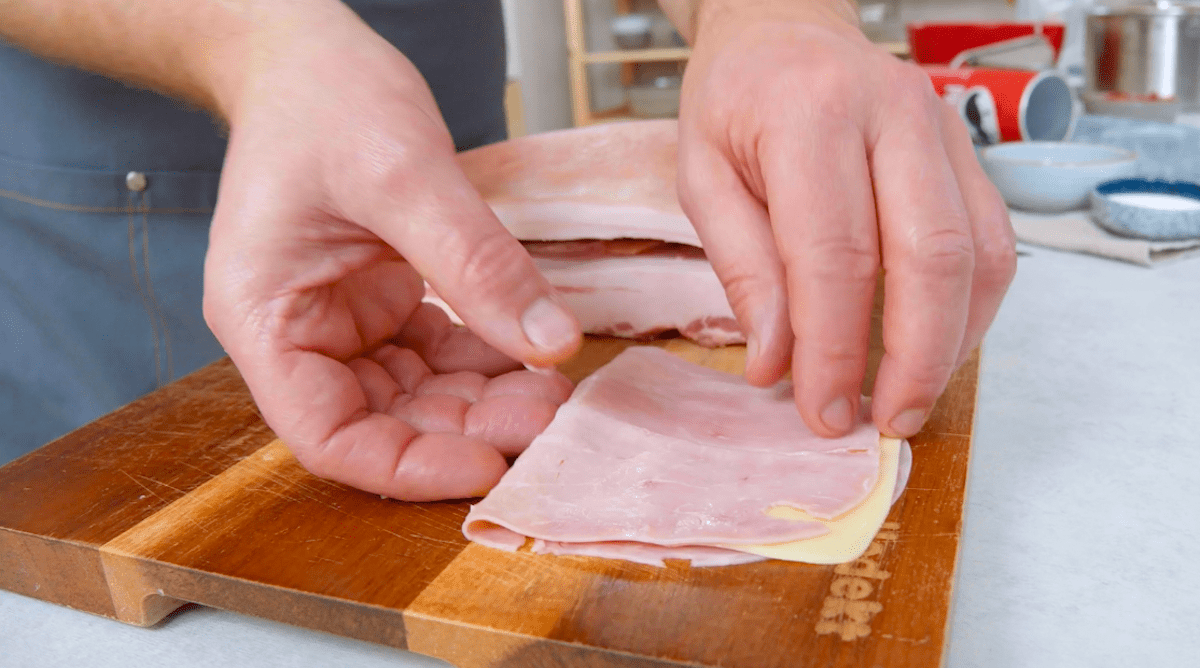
(1009, 209), (1200, 267)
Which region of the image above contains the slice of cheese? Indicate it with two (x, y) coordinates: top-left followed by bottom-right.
(719, 437), (904, 565)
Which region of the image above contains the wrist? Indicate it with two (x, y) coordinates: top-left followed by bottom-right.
(189, 0), (362, 122)
(691, 0), (862, 47)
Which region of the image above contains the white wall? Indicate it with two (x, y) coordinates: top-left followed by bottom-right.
(902, 0), (1014, 23)
(500, 0), (522, 79)
(502, 0), (573, 134)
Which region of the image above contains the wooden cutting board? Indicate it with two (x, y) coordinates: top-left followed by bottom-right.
(0, 335), (978, 668)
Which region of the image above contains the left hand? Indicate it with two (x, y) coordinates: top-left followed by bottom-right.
(201, 4), (579, 501)
(668, 0), (1016, 439)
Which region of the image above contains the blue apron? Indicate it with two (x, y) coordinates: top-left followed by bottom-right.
(0, 0), (508, 464)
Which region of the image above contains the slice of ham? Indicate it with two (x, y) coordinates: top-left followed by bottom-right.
(463, 347), (909, 567)
(457, 120), (700, 246)
(530, 540), (768, 567)
(424, 240), (746, 347)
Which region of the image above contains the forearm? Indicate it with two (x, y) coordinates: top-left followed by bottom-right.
(658, 0), (860, 44)
(0, 0), (352, 118)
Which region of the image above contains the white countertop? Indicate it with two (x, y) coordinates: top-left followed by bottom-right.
(3, 244), (1199, 668)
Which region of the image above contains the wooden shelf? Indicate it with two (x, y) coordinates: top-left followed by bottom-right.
(584, 104), (641, 126)
(582, 47), (691, 65)
(563, 0), (684, 127)
(563, 0), (909, 127)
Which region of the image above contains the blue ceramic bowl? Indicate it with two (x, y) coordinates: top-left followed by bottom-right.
(1090, 179), (1200, 241)
(980, 142), (1139, 213)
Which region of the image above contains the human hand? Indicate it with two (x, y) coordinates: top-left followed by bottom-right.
(671, 0), (1016, 438)
(202, 3), (580, 500)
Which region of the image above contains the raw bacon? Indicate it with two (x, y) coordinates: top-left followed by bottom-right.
(530, 255), (743, 346)
(457, 120), (700, 246)
(462, 347), (909, 567)
(445, 121), (747, 347)
(522, 239), (705, 261)
(424, 238), (745, 346)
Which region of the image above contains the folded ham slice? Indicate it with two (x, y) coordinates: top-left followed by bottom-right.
(463, 347), (909, 567)
(444, 120), (747, 347)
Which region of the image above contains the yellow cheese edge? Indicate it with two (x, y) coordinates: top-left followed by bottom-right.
(718, 437), (903, 565)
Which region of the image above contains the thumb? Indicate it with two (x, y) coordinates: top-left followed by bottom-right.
(347, 145), (582, 367)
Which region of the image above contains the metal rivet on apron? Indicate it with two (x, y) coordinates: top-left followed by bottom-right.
(125, 171), (148, 192)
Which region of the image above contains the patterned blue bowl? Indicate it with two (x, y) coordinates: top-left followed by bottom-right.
(1090, 179), (1200, 241)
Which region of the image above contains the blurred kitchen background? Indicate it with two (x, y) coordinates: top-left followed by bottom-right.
(502, 0), (1200, 262)
(503, 0), (1032, 136)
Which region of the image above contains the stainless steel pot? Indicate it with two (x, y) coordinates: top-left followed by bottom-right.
(1085, 2), (1200, 111)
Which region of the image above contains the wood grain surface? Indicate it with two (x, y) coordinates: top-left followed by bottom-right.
(0, 332), (979, 668)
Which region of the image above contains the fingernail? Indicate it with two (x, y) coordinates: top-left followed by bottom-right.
(820, 396), (854, 433)
(889, 408), (928, 436)
(521, 297), (578, 354)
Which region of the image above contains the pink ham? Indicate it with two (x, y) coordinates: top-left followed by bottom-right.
(530, 540), (768, 567)
(457, 120), (700, 246)
(462, 347), (909, 567)
(444, 122), (746, 347)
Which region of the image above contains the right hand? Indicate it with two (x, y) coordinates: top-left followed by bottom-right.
(672, 1), (1016, 439)
(201, 2), (581, 500)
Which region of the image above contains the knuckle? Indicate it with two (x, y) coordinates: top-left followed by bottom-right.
(695, 73), (743, 127)
(903, 358), (958, 391)
(200, 274), (250, 347)
(817, 340), (865, 369)
(887, 62), (940, 114)
(974, 205), (1018, 287)
(453, 228), (531, 297)
(201, 293), (220, 334)
(361, 149), (424, 199)
(676, 165), (707, 217)
(938, 101), (972, 137)
(761, 59), (859, 122)
(893, 62), (937, 97)
(805, 70), (857, 119)
(795, 236), (881, 285)
(294, 446), (338, 482)
(350, 126), (447, 203)
(714, 264), (772, 316)
(905, 227), (975, 279)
